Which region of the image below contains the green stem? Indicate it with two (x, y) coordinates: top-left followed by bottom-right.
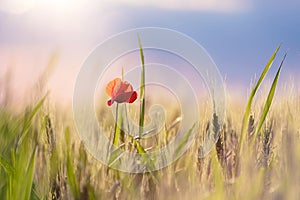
(113, 103), (120, 146)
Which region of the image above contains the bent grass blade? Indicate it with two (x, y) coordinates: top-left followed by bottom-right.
(237, 45), (281, 156)
(252, 52), (287, 144)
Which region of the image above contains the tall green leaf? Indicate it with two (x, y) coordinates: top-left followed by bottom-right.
(65, 127), (80, 199)
(24, 146), (38, 200)
(237, 45), (281, 156)
(138, 35), (146, 138)
(252, 52), (287, 142)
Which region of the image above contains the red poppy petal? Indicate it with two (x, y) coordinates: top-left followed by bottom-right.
(106, 78), (121, 97)
(105, 78), (137, 106)
(113, 92), (131, 103)
(107, 99), (113, 106)
(128, 91), (137, 103)
(116, 81), (132, 95)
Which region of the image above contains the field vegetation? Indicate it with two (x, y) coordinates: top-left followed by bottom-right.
(0, 45), (299, 200)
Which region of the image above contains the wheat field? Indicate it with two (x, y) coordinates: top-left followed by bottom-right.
(0, 46), (299, 200)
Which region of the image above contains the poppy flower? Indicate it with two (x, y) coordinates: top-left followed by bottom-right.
(106, 78), (137, 106)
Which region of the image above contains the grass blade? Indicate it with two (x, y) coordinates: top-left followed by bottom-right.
(134, 140), (157, 180)
(252, 52), (287, 142)
(237, 44), (281, 156)
(65, 127), (80, 199)
(174, 124), (195, 158)
(134, 140), (147, 154)
(24, 146), (38, 200)
(17, 93), (48, 147)
(138, 35), (146, 138)
(0, 156), (14, 174)
(108, 144), (125, 168)
(113, 103), (121, 146)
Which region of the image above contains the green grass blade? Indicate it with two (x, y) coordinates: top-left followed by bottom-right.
(113, 104), (121, 146)
(30, 183), (40, 200)
(0, 156), (14, 174)
(87, 184), (97, 200)
(138, 35), (146, 138)
(252, 52), (287, 142)
(22, 93), (48, 133)
(108, 145), (124, 168)
(174, 124), (195, 158)
(136, 36), (157, 174)
(138, 35), (145, 99)
(211, 149), (224, 199)
(237, 44), (281, 156)
(18, 93), (48, 147)
(134, 140), (147, 154)
(66, 151), (80, 199)
(65, 127), (80, 199)
(24, 146), (38, 200)
(134, 140), (157, 178)
(8, 149), (16, 199)
(109, 104), (125, 170)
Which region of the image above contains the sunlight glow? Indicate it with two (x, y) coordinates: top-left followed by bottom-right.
(0, 0), (88, 15)
(0, 0), (36, 14)
(36, 0), (88, 15)
(110, 0), (251, 12)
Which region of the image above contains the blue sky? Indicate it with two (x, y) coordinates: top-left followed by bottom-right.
(111, 1), (300, 82)
(0, 0), (299, 102)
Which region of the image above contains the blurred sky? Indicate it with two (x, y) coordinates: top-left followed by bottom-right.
(0, 0), (299, 104)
